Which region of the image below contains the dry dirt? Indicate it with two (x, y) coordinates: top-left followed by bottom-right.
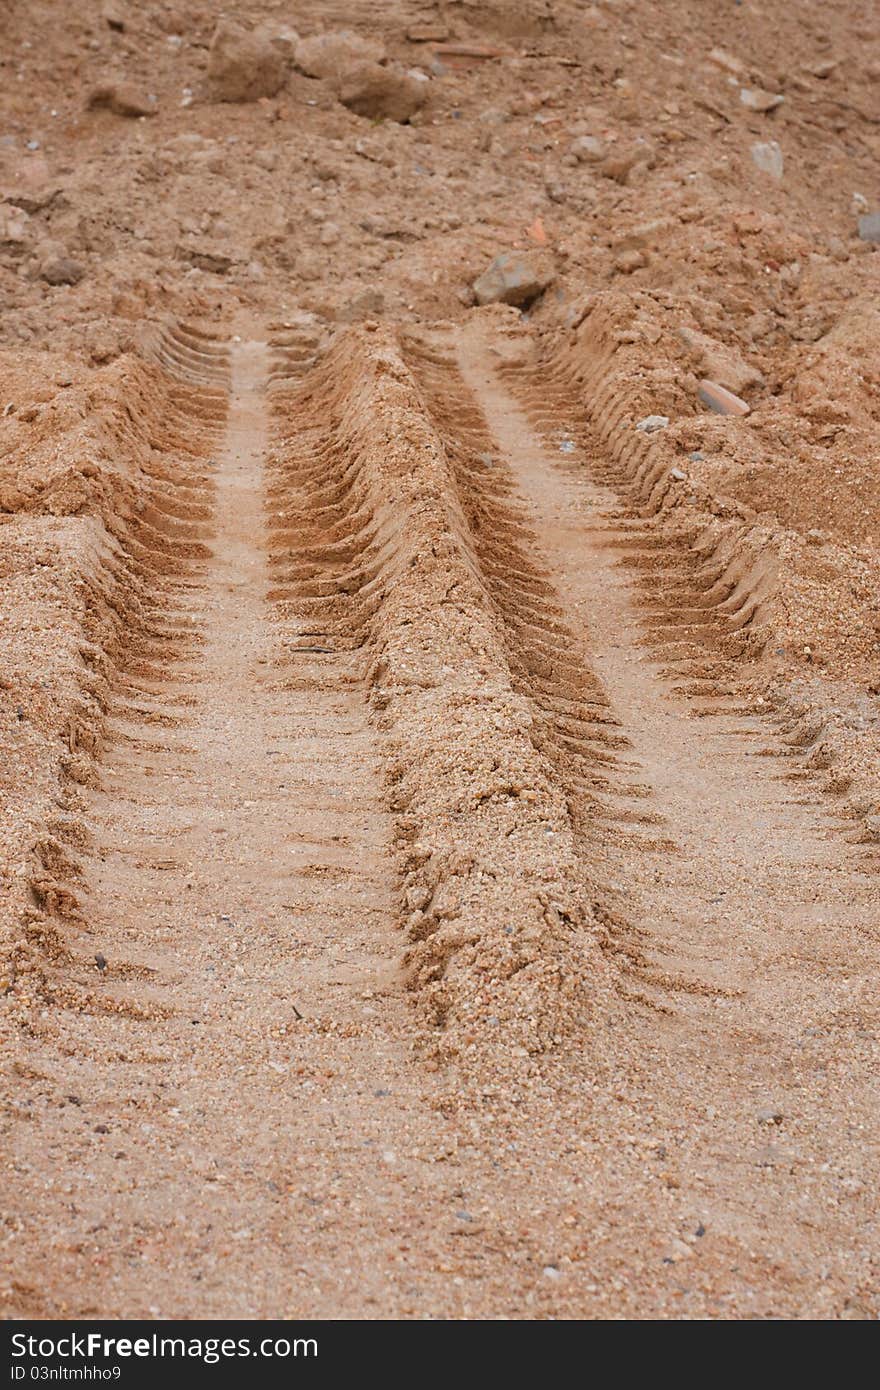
(1, 0), (879, 1320)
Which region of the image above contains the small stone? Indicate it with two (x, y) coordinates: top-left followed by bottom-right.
(95, 953), (107, 972)
(857, 211), (880, 243)
(697, 379), (750, 416)
(669, 467), (687, 481)
(0, 206), (30, 247)
(40, 256), (85, 286)
(757, 1105), (784, 1125)
(635, 414), (669, 433)
(87, 82), (157, 118)
(336, 62), (427, 123)
(614, 248), (647, 274)
(740, 87), (784, 112)
(708, 47), (746, 76)
(569, 134), (606, 163)
(206, 20), (288, 103)
(751, 140), (784, 179)
(472, 249), (554, 308)
(542, 1264), (562, 1279)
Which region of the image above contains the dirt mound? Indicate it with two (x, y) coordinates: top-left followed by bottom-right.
(0, 324), (225, 1010)
(267, 322), (613, 1055)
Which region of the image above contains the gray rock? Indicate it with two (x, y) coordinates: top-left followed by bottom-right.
(857, 211), (880, 243)
(751, 140), (784, 180)
(569, 134), (606, 163)
(635, 414), (669, 433)
(473, 250), (554, 308)
(740, 87), (784, 112)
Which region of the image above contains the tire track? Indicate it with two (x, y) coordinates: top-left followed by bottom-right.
(421, 313), (878, 1308)
(265, 321), (613, 1055)
(3, 320), (485, 1318)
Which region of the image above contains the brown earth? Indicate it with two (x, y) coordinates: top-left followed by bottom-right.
(1, 0), (878, 1320)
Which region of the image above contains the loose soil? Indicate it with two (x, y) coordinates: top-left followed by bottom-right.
(1, 0), (878, 1320)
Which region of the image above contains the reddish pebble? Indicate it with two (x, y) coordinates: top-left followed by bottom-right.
(697, 379), (750, 416)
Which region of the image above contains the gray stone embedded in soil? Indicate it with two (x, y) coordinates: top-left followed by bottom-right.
(857, 211), (880, 243)
(472, 250), (554, 308)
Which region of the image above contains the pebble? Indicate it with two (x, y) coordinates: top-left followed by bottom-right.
(751, 140), (784, 180)
(635, 415), (669, 433)
(569, 134), (606, 163)
(740, 87), (785, 112)
(757, 1106), (784, 1126)
(697, 380), (750, 416)
(857, 211), (880, 243)
(669, 467), (687, 481)
(614, 248), (647, 274)
(40, 257), (85, 286)
(709, 47), (746, 76)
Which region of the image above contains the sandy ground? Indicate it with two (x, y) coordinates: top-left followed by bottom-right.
(1, 1), (879, 1319)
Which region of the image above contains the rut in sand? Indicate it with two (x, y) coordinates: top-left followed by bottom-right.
(5, 327), (480, 1318)
(403, 318), (879, 1312)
